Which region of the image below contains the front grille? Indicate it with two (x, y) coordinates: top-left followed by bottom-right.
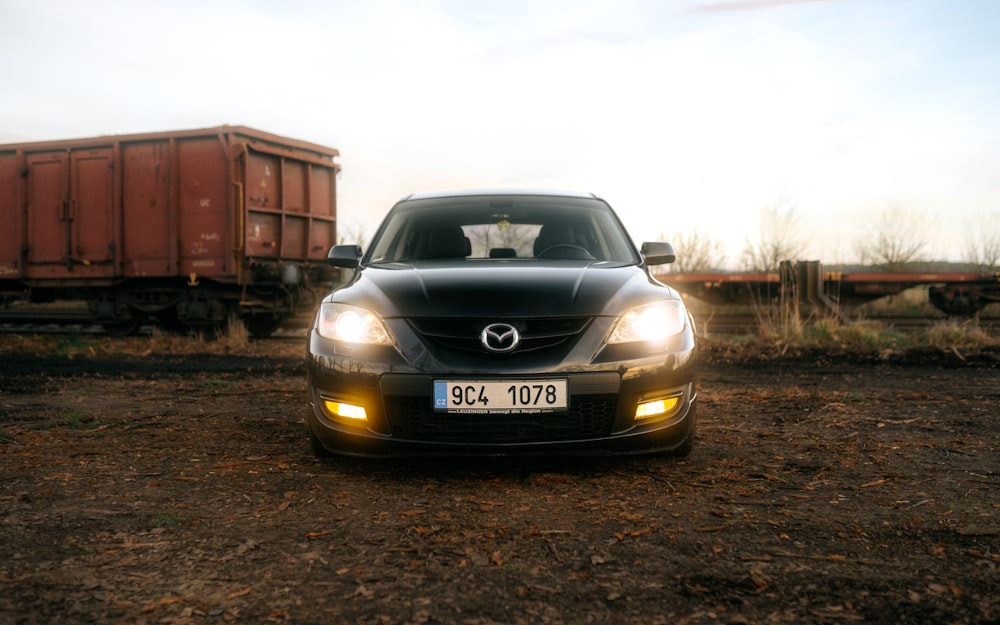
(408, 317), (591, 355)
(384, 396), (617, 444)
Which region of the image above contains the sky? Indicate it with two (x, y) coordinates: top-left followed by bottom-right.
(1, 0), (998, 267)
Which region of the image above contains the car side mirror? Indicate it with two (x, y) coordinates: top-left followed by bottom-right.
(328, 244), (363, 268)
(640, 241), (676, 266)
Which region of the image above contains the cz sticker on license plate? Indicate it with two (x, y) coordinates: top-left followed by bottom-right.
(434, 379), (568, 414)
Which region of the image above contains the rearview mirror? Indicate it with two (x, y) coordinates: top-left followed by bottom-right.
(640, 241), (676, 266)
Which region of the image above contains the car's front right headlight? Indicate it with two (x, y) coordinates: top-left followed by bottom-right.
(317, 303), (394, 345)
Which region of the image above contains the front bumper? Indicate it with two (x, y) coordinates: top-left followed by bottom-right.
(305, 336), (698, 458)
(307, 391), (696, 458)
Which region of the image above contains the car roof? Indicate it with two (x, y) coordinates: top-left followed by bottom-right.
(398, 189), (600, 202)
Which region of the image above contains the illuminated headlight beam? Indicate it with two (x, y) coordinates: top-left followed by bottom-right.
(317, 303), (394, 345)
(608, 300), (687, 344)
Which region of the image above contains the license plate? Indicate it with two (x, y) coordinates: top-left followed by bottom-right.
(434, 379), (568, 413)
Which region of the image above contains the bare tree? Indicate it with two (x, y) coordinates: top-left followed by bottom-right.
(964, 212), (1000, 270)
(337, 221), (372, 249)
(659, 228), (726, 273)
(740, 196), (808, 272)
(854, 205), (930, 270)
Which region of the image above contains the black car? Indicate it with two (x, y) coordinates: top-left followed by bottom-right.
(305, 190), (697, 457)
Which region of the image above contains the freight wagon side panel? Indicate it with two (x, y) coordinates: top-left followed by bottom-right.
(24, 148), (116, 281)
(308, 161), (337, 260)
(25, 151), (69, 274)
(280, 158), (308, 258)
(70, 148), (116, 277)
(244, 148), (336, 265)
(177, 137), (230, 280)
(245, 150), (280, 259)
(0, 153), (21, 279)
(122, 141), (173, 276)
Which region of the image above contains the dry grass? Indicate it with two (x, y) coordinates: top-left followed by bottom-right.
(923, 318), (998, 348)
(1, 308), (996, 361)
(749, 310), (998, 352)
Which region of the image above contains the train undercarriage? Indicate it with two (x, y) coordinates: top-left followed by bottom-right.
(1, 274), (325, 338)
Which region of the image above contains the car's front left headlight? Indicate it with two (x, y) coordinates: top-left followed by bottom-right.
(317, 303), (394, 345)
(607, 300), (687, 344)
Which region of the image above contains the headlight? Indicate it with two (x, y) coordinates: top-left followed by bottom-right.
(317, 303), (394, 345)
(608, 300), (687, 344)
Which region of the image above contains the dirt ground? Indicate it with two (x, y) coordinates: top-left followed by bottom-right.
(1, 338), (998, 625)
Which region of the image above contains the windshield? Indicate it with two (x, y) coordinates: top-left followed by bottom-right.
(365, 194), (639, 265)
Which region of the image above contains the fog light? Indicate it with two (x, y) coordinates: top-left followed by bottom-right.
(324, 400), (368, 422)
(635, 396), (680, 420)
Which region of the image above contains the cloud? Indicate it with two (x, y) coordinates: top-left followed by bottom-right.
(688, 0), (835, 12)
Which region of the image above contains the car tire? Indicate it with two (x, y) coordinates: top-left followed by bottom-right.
(672, 432), (695, 458)
(671, 413), (697, 458)
(306, 420), (334, 459)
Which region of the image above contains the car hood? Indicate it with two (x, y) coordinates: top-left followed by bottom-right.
(331, 262), (675, 318)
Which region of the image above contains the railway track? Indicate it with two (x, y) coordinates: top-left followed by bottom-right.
(0, 302), (313, 339)
(0, 321), (311, 341)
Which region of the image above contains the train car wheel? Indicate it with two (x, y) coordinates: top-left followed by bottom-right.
(93, 300), (141, 337)
(154, 310), (188, 334)
(244, 313), (285, 338)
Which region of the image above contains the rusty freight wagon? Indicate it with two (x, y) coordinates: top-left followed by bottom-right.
(0, 126), (340, 336)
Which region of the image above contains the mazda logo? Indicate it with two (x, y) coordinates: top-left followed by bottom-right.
(480, 323), (520, 353)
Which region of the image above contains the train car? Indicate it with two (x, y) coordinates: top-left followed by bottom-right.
(0, 126), (339, 336)
(658, 263), (1000, 316)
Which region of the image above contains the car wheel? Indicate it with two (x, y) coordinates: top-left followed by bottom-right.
(672, 431), (695, 458)
(671, 414), (697, 458)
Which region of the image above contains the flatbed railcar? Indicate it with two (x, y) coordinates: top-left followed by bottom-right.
(658, 264), (1000, 316)
(0, 126), (340, 336)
